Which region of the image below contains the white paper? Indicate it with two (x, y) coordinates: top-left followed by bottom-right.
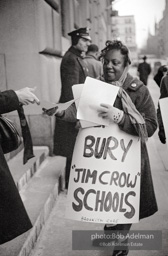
(72, 83), (99, 128)
(77, 77), (119, 126)
(41, 99), (76, 112)
(41, 100), (57, 109)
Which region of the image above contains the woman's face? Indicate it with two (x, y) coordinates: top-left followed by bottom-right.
(103, 49), (125, 82)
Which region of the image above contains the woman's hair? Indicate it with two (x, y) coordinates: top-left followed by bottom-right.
(99, 40), (131, 66)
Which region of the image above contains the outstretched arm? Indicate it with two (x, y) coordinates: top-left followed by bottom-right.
(43, 103), (77, 123)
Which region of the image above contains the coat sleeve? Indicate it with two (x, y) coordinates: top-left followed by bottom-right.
(0, 90), (20, 114)
(119, 86), (157, 138)
(57, 103), (77, 122)
(61, 57), (81, 101)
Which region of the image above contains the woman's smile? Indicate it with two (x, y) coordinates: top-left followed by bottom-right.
(103, 49), (125, 82)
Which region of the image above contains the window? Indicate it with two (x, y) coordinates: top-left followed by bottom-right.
(73, 0), (80, 29)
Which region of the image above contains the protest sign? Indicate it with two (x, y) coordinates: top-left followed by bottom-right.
(66, 124), (141, 224)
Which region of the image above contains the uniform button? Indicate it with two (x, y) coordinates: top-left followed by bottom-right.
(131, 83), (136, 87)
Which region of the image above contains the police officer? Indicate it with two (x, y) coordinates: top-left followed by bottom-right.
(53, 27), (91, 189)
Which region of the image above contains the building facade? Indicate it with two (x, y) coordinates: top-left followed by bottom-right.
(111, 14), (138, 63)
(159, 0), (168, 59)
(146, 24), (159, 57)
(145, 0), (168, 61)
(0, 0), (112, 153)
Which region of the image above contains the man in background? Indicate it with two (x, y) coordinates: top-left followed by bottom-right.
(53, 27), (91, 189)
(137, 55), (151, 85)
(84, 44), (103, 79)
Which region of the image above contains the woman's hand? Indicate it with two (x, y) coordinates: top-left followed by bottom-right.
(42, 106), (64, 117)
(75, 120), (81, 129)
(97, 103), (124, 124)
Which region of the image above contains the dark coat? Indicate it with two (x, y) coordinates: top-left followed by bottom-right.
(0, 90), (32, 244)
(53, 46), (88, 158)
(84, 55), (103, 79)
(117, 73), (158, 219)
(60, 73), (158, 220)
(138, 62), (151, 85)
(154, 65), (167, 87)
(157, 74), (168, 143)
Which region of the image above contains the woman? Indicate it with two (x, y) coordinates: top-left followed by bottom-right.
(44, 40), (158, 256)
(0, 87), (39, 244)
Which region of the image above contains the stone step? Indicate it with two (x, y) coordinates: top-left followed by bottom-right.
(0, 153), (66, 256)
(8, 146), (49, 190)
(29, 192), (104, 256)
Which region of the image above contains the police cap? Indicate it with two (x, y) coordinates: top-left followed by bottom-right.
(68, 27), (91, 41)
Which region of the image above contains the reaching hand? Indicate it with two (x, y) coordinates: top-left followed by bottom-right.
(42, 107), (58, 116)
(15, 87), (40, 105)
(42, 106), (65, 117)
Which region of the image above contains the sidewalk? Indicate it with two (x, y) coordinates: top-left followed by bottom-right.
(30, 74), (168, 256)
(30, 136), (168, 256)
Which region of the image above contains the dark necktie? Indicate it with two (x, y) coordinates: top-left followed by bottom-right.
(17, 105), (34, 164)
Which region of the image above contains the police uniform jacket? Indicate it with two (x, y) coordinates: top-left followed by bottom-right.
(54, 46), (88, 158)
